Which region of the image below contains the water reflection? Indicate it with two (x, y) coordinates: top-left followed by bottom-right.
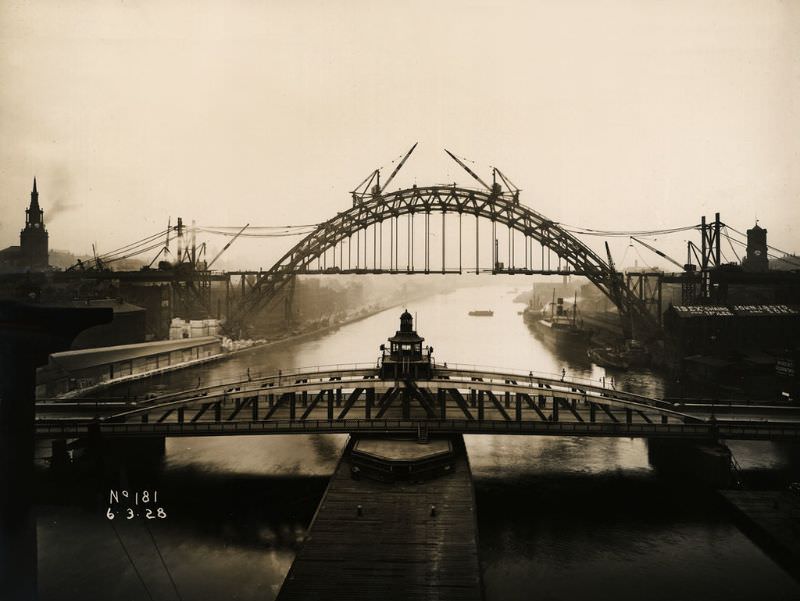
(165, 434), (346, 476)
(38, 284), (800, 600)
(476, 472), (799, 601)
(466, 435), (651, 478)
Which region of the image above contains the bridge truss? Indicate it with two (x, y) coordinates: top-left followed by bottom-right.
(227, 182), (658, 337)
(35, 366), (800, 441)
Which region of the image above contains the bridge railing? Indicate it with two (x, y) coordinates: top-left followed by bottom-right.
(37, 362), (381, 404)
(32, 418), (800, 441)
(437, 362), (607, 387)
(37, 360), (652, 409)
(39, 359), (619, 404)
(197, 361), (381, 389)
(240, 362), (601, 387)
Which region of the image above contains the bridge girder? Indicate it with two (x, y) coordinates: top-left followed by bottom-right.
(227, 186), (658, 337)
(35, 367), (800, 441)
(36, 366), (696, 432)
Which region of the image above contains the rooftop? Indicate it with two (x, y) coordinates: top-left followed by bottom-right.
(45, 336), (220, 373)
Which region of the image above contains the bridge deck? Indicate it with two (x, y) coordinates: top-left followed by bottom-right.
(33, 366), (800, 441)
(277, 435), (483, 601)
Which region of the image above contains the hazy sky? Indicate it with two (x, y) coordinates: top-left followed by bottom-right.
(1, 0), (798, 270)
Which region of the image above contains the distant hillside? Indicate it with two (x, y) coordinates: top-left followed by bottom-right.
(49, 249), (145, 271)
(770, 255), (800, 271)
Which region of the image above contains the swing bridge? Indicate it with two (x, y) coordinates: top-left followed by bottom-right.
(34, 362), (800, 441)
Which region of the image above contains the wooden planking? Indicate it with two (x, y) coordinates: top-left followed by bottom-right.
(277, 435), (483, 601)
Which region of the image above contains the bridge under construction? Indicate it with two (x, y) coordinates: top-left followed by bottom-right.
(29, 145), (781, 342)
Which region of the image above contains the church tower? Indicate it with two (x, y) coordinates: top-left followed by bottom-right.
(19, 178), (49, 269)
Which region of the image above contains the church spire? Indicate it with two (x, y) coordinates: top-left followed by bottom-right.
(30, 177), (39, 210)
(26, 177), (43, 226)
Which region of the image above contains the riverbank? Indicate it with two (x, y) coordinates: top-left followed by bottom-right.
(52, 350), (228, 399)
(53, 301), (405, 399)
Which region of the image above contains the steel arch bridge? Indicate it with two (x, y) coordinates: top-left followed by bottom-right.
(227, 184), (657, 337)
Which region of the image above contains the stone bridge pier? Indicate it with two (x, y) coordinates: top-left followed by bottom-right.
(648, 438), (733, 488)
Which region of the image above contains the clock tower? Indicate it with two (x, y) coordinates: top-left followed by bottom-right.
(742, 222), (768, 273)
(19, 178), (49, 269)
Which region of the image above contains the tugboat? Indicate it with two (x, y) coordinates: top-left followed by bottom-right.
(525, 291), (592, 345)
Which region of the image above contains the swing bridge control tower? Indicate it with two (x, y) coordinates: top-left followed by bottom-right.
(379, 309), (434, 380)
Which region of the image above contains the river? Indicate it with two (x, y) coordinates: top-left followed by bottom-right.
(36, 283), (800, 600)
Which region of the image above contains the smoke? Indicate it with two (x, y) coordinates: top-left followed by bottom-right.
(47, 197), (82, 222)
(40, 165), (82, 223)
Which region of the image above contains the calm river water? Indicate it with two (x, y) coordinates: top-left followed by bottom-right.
(36, 284), (800, 600)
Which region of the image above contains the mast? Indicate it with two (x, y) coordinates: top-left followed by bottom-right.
(573, 292), (578, 326)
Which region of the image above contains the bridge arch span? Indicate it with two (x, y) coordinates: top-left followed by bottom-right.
(230, 186), (656, 336)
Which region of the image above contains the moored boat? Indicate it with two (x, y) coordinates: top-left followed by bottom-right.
(525, 291), (592, 346)
(587, 340), (651, 370)
(587, 346), (629, 369)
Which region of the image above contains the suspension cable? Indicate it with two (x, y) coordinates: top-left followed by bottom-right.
(559, 223), (699, 237)
(196, 227), (316, 238)
(200, 224), (320, 230)
(95, 228), (171, 261)
(723, 227), (742, 262)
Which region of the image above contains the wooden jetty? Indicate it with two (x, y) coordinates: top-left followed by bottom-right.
(277, 435), (483, 600)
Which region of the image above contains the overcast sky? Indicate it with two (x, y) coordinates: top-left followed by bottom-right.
(1, 0), (798, 270)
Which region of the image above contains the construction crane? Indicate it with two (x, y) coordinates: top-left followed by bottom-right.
(605, 241), (617, 276)
(147, 217), (173, 268)
(629, 236), (687, 271)
(350, 143), (418, 205)
(686, 241), (702, 270)
(91, 243), (105, 270)
(494, 167), (520, 194)
(444, 149), (493, 192)
(380, 143), (417, 194)
(207, 223), (249, 269)
(630, 236), (704, 310)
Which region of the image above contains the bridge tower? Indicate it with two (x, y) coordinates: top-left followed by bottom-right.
(380, 310), (433, 379)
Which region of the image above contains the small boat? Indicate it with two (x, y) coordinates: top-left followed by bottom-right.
(588, 346), (629, 370)
(468, 310), (494, 317)
(588, 339), (651, 370)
